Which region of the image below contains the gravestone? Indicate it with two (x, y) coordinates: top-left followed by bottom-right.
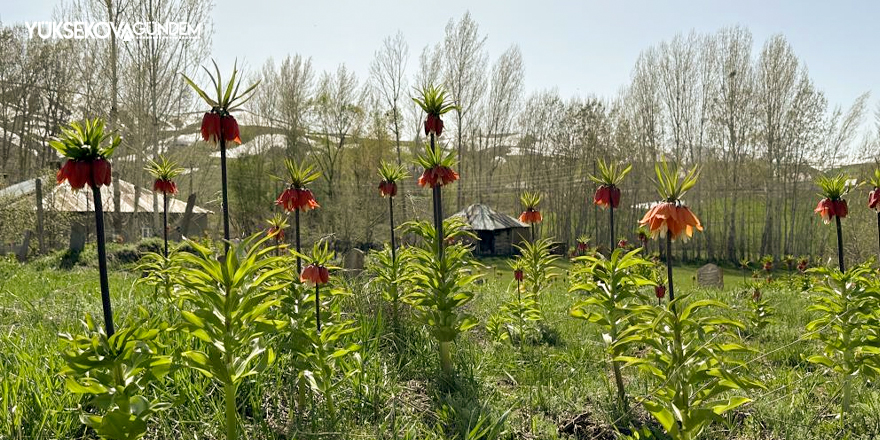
(696, 263), (724, 289)
(343, 249), (365, 273)
(69, 222), (87, 253)
(15, 230), (31, 262)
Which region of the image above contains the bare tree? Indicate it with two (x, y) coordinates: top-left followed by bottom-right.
(370, 31), (408, 165)
(314, 64), (363, 200)
(442, 12), (488, 210)
(471, 45), (524, 204)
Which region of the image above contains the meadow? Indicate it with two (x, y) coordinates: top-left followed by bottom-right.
(2, 248), (878, 440)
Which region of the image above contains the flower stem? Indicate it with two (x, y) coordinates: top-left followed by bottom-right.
(666, 233), (675, 304)
(315, 284), (321, 333)
(389, 195), (396, 261)
(162, 192), (168, 258)
(609, 205), (614, 252)
(225, 381), (237, 440)
(92, 185), (115, 337)
(439, 341), (452, 376)
(219, 134), (230, 254)
(295, 209), (302, 274)
(430, 133), (443, 260)
(835, 215), (845, 272)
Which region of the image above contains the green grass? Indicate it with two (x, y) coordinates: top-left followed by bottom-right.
(0, 254), (878, 439)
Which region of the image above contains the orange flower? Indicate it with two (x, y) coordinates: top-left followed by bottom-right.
(57, 159), (112, 190)
(814, 198), (848, 224)
(418, 166), (458, 188)
(593, 185), (620, 209)
(639, 202), (703, 242)
(153, 179), (178, 195)
(519, 208), (542, 224)
(300, 263), (329, 285)
(276, 187), (320, 212)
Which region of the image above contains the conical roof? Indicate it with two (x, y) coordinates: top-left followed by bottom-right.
(448, 203), (528, 231)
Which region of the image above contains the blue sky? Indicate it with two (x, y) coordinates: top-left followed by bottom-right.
(3, 0), (878, 111)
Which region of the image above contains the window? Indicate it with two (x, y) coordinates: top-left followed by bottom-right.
(141, 226), (152, 239)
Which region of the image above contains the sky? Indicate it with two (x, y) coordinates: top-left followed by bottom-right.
(2, 0), (879, 112)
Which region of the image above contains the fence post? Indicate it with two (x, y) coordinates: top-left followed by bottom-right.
(35, 178), (45, 254)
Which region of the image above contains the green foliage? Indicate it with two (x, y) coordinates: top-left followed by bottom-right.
(816, 173), (854, 200)
(411, 84), (457, 116)
(589, 159), (632, 186)
(806, 264), (880, 418)
(616, 293), (764, 440)
(176, 234), (287, 440)
(403, 218), (482, 374)
(378, 161), (409, 183)
(489, 259), (542, 345)
(366, 245), (414, 328)
(294, 314), (361, 423)
(415, 141), (457, 170)
(514, 238), (559, 300)
(519, 191), (541, 210)
(135, 250), (185, 302)
(867, 168), (880, 188)
(144, 155), (184, 181)
(280, 158), (320, 188)
(747, 285), (775, 334)
(182, 59), (259, 112)
(59, 312), (172, 440)
(49, 118), (120, 160)
(652, 158), (699, 201)
(570, 249), (654, 410)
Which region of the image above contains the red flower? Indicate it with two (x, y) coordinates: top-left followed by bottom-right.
(275, 187), (320, 212)
(869, 188), (880, 211)
(424, 114), (444, 137)
(814, 198), (848, 224)
(655, 285), (666, 299)
(153, 179), (178, 195)
(752, 288), (762, 302)
(618, 239), (628, 248)
(577, 242), (588, 252)
(514, 269), (524, 282)
(57, 159), (112, 190)
(267, 226), (285, 241)
(593, 185), (620, 209)
(418, 166), (458, 188)
(221, 115), (242, 144)
(201, 112), (221, 143)
(300, 263), (329, 285)
(91, 159), (111, 187)
(519, 208), (543, 224)
(379, 181), (397, 197)
(763, 262), (772, 271)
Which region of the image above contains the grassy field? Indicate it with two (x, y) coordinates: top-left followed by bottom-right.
(1, 253), (878, 440)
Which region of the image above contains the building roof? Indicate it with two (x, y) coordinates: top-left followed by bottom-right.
(210, 134), (287, 159)
(448, 203), (528, 231)
(0, 178), (211, 214)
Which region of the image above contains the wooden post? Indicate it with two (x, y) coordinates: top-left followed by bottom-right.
(34, 178), (45, 254)
(178, 193), (197, 238)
